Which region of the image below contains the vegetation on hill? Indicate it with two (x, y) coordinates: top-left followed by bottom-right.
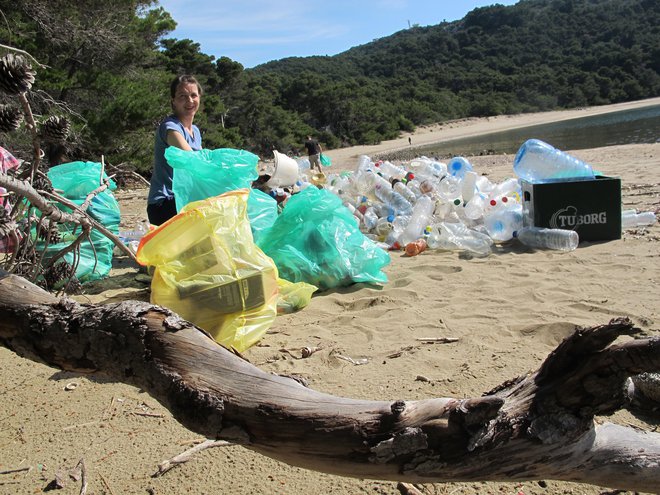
(0, 0), (658, 175)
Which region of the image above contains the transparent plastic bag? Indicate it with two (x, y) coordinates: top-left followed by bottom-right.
(257, 186), (390, 290)
(137, 189), (279, 352)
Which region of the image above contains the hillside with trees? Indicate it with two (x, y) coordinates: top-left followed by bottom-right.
(0, 0), (658, 175)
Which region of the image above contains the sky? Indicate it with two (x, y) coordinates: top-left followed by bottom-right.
(155, 0), (519, 68)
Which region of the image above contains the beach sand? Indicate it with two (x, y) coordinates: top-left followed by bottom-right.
(1, 99), (658, 494)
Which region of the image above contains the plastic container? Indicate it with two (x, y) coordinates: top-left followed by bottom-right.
(621, 210), (657, 229)
(515, 226), (579, 251)
(375, 215), (395, 237)
(266, 150), (299, 187)
(513, 139), (595, 183)
(484, 204), (523, 242)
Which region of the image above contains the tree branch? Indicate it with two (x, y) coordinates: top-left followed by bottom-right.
(0, 271), (658, 492)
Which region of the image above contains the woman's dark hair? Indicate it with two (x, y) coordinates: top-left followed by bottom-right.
(170, 75), (203, 98)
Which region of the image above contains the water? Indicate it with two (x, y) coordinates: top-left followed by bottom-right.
(415, 104), (660, 158)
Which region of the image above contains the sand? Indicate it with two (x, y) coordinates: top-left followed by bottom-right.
(1, 99), (659, 495)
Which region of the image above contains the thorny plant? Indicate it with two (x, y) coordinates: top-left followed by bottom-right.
(0, 45), (135, 294)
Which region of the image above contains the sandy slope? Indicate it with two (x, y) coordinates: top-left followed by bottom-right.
(0, 99), (658, 495)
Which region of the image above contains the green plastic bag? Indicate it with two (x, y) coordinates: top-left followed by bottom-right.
(40, 161), (120, 282)
(166, 147), (260, 209)
(257, 186), (390, 290)
(320, 154), (332, 167)
(166, 147), (278, 240)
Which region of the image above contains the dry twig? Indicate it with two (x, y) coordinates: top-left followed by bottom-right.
(153, 439), (232, 477)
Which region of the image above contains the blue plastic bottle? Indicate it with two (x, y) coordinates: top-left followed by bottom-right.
(513, 139), (595, 183)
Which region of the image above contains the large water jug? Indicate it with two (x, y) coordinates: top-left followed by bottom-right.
(513, 139), (595, 183)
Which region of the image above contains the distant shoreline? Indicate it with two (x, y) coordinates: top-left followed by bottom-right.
(324, 96), (660, 171)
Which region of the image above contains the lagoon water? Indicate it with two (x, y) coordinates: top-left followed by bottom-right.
(418, 104), (660, 158)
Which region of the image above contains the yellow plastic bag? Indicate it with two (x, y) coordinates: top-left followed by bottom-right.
(136, 189), (279, 352)
(276, 278), (317, 314)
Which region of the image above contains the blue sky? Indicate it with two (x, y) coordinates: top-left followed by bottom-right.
(156, 0), (519, 68)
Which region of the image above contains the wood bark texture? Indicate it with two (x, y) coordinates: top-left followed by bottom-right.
(0, 270), (658, 493)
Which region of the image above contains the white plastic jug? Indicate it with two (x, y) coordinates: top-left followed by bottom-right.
(266, 150), (299, 187)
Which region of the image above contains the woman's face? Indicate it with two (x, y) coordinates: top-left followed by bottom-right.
(172, 82), (200, 120)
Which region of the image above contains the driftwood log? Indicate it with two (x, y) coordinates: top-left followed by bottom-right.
(0, 270), (658, 493)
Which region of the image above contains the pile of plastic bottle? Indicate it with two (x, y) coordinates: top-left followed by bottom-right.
(293, 154), (527, 257)
(287, 138), (657, 256)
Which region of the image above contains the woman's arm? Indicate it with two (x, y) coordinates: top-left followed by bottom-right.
(166, 130), (193, 151)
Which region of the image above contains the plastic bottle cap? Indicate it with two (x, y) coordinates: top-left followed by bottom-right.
(490, 199), (497, 206)
(387, 215), (395, 222)
(453, 199), (461, 206)
(502, 196), (508, 203)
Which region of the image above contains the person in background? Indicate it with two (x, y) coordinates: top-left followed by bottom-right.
(304, 135), (324, 175)
(147, 75), (203, 225)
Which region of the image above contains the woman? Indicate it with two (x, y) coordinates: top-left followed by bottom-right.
(147, 75), (203, 225)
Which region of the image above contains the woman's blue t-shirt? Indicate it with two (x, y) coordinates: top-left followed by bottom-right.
(148, 115), (202, 205)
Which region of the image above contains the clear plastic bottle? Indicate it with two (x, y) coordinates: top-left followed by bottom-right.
(436, 175), (463, 207)
(374, 179), (413, 216)
(362, 207), (379, 231)
(461, 171), (478, 203)
(385, 214), (411, 249)
(515, 226), (579, 251)
(621, 210), (657, 229)
(374, 160), (406, 180)
(409, 158), (447, 181)
(119, 223), (146, 242)
(296, 157), (311, 172)
(426, 222), (493, 257)
(398, 195), (435, 246)
(513, 139), (595, 183)
(489, 177), (521, 199)
(393, 180), (417, 204)
(464, 192), (487, 220)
